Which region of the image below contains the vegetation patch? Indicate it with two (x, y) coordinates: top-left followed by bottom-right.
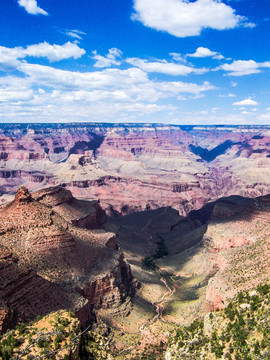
(166, 283), (270, 359)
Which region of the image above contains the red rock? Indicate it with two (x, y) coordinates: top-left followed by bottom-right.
(0, 124), (269, 217)
(0, 186), (135, 332)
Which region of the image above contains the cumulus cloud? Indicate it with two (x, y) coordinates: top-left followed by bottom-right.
(187, 47), (224, 59)
(18, 62), (214, 97)
(0, 57), (215, 122)
(0, 42), (217, 122)
(219, 60), (270, 76)
(126, 58), (207, 75)
(233, 98), (259, 106)
(92, 48), (122, 68)
(0, 46), (22, 70)
(220, 60), (260, 76)
(132, 0), (244, 37)
(18, 0), (48, 15)
(0, 77), (33, 102)
(0, 42), (85, 68)
(24, 42), (86, 62)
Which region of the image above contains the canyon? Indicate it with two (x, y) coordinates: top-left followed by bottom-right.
(1, 185), (270, 358)
(1, 123), (270, 358)
(96, 191), (270, 358)
(0, 124), (269, 217)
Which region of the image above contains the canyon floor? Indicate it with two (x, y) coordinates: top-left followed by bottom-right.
(92, 194), (270, 358)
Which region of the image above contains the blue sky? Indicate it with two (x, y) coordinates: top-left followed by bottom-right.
(0, 0), (269, 124)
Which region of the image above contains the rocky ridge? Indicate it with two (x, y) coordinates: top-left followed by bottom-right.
(0, 186), (135, 332)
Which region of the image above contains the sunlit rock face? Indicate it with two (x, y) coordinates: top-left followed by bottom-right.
(0, 123), (270, 216)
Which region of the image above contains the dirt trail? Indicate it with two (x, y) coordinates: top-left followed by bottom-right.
(139, 269), (175, 333)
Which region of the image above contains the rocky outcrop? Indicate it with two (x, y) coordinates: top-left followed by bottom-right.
(0, 244), (71, 330)
(80, 254), (134, 310)
(33, 185), (107, 229)
(0, 186), (135, 333)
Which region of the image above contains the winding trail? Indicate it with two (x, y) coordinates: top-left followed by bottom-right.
(139, 269), (175, 333)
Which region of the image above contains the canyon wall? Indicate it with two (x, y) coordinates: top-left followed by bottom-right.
(0, 186), (135, 332)
(0, 124), (269, 216)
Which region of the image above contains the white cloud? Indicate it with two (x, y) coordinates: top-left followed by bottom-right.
(220, 60), (260, 76)
(219, 60), (270, 76)
(24, 42), (86, 62)
(233, 98), (259, 106)
(0, 42), (85, 67)
(126, 58), (207, 75)
(259, 113), (270, 122)
(0, 42), (217, 122)
(243, 22), (256, 28)
(17, 62), (214, 99)
(0, 77), (33, 102)
(187, 47), (223, 59)
(18, 0), (48, 15)
(0, 59), (215, 122)
(219, 93), (236, 98)
(169, 53), (188, 63)
(92, 48), (122, 68)
(0, 46), (22, 70)
(132, 0), (244, 37)
(64, 30), (86, 41)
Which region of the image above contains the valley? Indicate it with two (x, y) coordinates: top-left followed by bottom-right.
(1, 124), (270, 359)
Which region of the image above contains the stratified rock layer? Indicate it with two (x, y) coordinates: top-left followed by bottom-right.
(0, 124), (270, 216)
(0, 186), (134, 332)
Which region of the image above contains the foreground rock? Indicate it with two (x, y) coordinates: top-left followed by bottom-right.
(0, 186), (135, 332)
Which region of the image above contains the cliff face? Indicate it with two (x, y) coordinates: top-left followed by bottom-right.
(0, 124), (270, 216)
(0, 186), (135, 333)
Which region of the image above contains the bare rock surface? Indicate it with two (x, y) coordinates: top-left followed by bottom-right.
(0, 186), (134, 332)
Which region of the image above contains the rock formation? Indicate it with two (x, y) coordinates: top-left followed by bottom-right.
(0, 123), (270, 216)
(0, 186), (135, 332)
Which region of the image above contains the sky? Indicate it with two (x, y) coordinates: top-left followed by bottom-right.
(0, 0), (269, 125)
